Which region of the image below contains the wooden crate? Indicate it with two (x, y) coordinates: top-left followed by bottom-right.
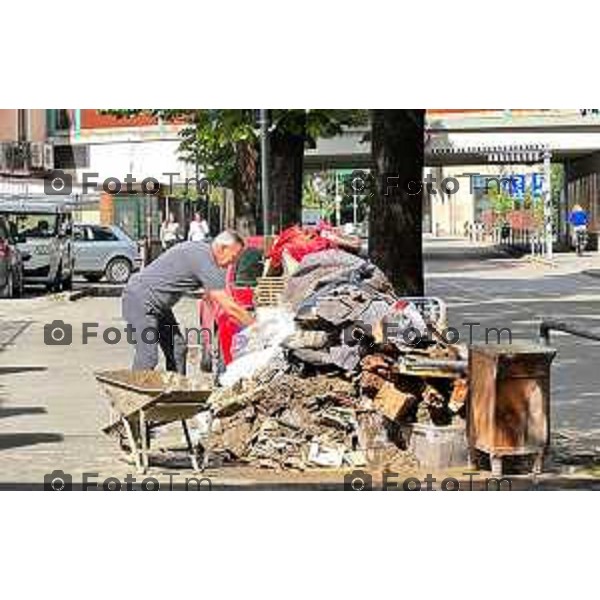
(468, 344), (556, 476)
(254, 276), (288, 307)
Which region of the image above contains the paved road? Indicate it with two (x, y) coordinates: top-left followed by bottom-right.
(1, 241), (600, 485)
(426, 238), (600, 466)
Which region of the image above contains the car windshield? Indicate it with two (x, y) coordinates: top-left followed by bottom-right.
(11, 213), (59, 239)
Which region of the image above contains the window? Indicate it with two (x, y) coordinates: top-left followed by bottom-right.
(0, 217), (10, 241)
(72, 226), (88, 241)
(46, 110), (71, 135)
(91, 226), (119, 242)
(53, 144), (89, 169)
(13, 214), (59, 239)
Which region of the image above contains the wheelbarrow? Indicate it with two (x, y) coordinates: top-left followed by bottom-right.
(96, 369), (214, 473)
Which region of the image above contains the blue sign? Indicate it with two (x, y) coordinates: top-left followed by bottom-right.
(531, 173), (544, 198)
(480, 173), (545, 202)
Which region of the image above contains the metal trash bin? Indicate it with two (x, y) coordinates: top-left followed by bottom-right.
(401, 422), (467, 470)
(468, 344), (556, 477)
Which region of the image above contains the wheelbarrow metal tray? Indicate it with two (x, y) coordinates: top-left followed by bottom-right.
(96, 369), (213, 434)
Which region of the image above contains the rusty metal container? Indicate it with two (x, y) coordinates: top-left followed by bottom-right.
(401, 422), (468, 469)
(468, 344), (556, 476)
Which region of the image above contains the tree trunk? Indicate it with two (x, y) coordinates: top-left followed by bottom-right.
(369, 109), (425, 295)
(270, 129), (305, 231)
(232, 140), (258, 236)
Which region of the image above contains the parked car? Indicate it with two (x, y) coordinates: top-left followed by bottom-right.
(72, 224), (142, 283)
(0, 199), (74, 292)
(0, 215), (29, 298)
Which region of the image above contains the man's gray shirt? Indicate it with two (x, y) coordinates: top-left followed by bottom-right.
(125, 241), (226, 312)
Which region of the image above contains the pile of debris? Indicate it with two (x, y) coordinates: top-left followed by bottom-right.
(203, 249), (469, 470)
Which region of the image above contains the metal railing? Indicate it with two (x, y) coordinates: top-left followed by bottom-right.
(539, 318), (600, 346)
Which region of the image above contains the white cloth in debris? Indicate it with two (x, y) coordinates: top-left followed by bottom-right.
(231, 307), (296, 360)
(220, 307), (296, 387)
(219, 347), (283, 388)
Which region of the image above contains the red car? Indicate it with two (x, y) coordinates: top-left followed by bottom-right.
(198, 236), (265, 370)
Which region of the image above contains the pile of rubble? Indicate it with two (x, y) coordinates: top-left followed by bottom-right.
(204, 249), (469, 470)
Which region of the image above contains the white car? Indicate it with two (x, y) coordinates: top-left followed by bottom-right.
(73, 224), (142, 284)
(0, 200), (74, 292)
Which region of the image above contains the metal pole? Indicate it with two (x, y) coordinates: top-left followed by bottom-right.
(259, 109), (270, 236)
(353, 189), (358, 227)
(543, 149), (553, 260)
(335, 171), (341, 226)
(195, 155), (201, 220)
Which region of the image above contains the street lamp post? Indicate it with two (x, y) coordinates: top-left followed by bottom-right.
(335, 171), (341, 226)
(543, 149), (553, 260)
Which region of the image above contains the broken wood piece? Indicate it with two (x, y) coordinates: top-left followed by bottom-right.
(374, 382), (418, 423)
(359, 372), (388, 397)
(449, 378), (469, 413)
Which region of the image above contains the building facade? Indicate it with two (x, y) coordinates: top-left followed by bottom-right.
(3, 109), (600, 244)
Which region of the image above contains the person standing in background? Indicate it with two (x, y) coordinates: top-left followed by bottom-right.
(188, 211), (210, 242)
(160, 212), (181, 250)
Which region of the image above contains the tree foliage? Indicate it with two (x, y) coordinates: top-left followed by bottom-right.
(102, 109), (365, 183)
(101, 109), (368, 233)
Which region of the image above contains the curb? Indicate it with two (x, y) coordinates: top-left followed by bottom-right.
(526, 256), (558, 268)
(67, 288), (93, 302)
(67, 286), (124, 302)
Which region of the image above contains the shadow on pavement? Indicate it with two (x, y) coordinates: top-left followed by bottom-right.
(0, 366), (48, 376)
(0, 406), (47, 419)
(0, 433), (64, 451)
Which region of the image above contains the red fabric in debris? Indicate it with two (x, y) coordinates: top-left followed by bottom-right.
(267, 225), (335, 269)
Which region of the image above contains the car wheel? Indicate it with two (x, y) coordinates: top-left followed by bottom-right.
(84, 274), (103, 283)
(1, 271), (14, 299)
(106, 258), (132, 284)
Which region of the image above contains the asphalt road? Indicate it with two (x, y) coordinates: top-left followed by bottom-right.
(425, 239), (600, 466)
